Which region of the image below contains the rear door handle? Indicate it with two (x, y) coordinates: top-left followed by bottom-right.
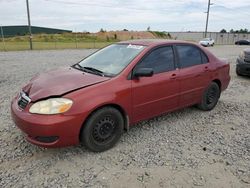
(170, 73), (177, 79)
(204, 66), (209, 72)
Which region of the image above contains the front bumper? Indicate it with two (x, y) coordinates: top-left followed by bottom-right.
(236, 58), (250, 76)
(11, 97), (84, 148)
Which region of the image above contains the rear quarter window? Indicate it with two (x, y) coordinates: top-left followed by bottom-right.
(201, 51), (209, 64)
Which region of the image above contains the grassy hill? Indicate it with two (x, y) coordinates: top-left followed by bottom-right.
(1, 31), (172, 51)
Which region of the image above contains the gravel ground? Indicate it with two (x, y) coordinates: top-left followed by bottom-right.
(0, 45), (249, 187)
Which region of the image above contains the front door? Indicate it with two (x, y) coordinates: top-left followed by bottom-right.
(131, 46), (180, 123)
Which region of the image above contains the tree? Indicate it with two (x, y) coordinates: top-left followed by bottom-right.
(240, 28), (248, 33)
(114, 33), (117, 40)
(229, 28), (249, 33)
(220, 29), (227, 33)
(100, 28), (106, 33)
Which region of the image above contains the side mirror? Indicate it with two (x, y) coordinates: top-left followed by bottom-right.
(133, 68), (154, 78)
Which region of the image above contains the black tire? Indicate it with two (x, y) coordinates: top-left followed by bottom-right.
(197, 82), (220, 111)
(236, 67), (242, 76)
(81, 107), (124, 152)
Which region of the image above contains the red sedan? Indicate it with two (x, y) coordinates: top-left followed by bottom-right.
(11, 40), (230, 152)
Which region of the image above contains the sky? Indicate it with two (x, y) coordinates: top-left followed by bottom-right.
(0, 0), (250, 32)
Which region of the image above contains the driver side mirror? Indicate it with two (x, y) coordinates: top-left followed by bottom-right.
(133, 68), (154, 78)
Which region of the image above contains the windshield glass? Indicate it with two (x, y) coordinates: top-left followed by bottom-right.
(78, 44), (146, 76)
(203, 38), (210, 41)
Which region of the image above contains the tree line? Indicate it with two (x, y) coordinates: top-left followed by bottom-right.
(220, 28), (250, 33)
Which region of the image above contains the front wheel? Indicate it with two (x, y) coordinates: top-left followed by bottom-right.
(197, 82), (220, 111)
(81, 107), (124, 152)
(236, 67), (242, 76)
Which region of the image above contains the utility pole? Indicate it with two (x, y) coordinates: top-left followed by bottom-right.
(26, 0), (33, 50)
(205, 0), (213, 38)
(75, 28), (78, 49)
(0, 25), (6, 51)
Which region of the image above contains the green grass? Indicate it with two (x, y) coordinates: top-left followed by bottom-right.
(149, 31), (170, 38)
(0, 33), (116, 51)
(0, 41), (114, 51)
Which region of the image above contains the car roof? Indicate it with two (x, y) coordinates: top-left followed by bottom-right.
(118, 39), (196, 47)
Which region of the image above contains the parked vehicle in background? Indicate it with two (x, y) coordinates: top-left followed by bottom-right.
(235, 40), (250, 45)
(199, 38), (215, 47)
(11, 40), (230, 152)
(236, 48), (250, 76)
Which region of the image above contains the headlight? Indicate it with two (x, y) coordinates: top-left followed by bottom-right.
(29, 98), (73, 114)
(239, 51), (245, 59)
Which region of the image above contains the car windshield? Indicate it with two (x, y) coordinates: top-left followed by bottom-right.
(78, 44), (146, 76)
(203, 38), (210, 41)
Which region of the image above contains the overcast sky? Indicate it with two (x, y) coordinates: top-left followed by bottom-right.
(0, 0), (250, 32)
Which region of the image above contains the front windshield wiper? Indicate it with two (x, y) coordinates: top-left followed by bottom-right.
(82, 66), (104, 76)
(73, 64), (105, 77)
(73, 64), (115, 77)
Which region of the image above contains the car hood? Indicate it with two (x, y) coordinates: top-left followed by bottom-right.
(243, 48), (250, 54)
(22, 67), (110, 101)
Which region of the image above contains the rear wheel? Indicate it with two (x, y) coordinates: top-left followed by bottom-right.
(81, 107), (124, 152)
(197, 82), (220, 111)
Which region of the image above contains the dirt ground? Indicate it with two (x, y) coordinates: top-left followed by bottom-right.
(0, 45), (249, 187)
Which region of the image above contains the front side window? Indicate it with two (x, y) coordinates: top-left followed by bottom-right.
(176, 45), (203, 68)
(135, 46), (175, 74)
(78, 44), (146, 76)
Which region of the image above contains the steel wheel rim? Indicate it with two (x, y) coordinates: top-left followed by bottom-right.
(92, 116), (116, 144)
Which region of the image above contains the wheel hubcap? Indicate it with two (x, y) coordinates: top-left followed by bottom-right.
(92, 116), (116, 143)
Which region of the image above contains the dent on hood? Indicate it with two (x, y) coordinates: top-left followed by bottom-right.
(21, 67), (110, 102)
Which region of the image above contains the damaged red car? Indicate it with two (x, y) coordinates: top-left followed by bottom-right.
(11, 40), (230, 152)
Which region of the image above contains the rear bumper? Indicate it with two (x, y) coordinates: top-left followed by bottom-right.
(200, 42), (209, 47)
(237, 58), (250, 76)
(11, 97), (84, 148)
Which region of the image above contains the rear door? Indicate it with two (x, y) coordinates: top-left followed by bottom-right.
(175, 45), (210, 107)
(131, 46), (180, 123)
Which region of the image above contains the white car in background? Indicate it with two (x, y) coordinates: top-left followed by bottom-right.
(199, 38), (215, 47)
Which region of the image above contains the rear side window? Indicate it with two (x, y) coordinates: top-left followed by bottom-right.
(136, 46), (175, 74)
(176, 45), (204, 68)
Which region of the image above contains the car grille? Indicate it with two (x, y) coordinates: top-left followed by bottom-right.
(17, 92), (31, 110)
